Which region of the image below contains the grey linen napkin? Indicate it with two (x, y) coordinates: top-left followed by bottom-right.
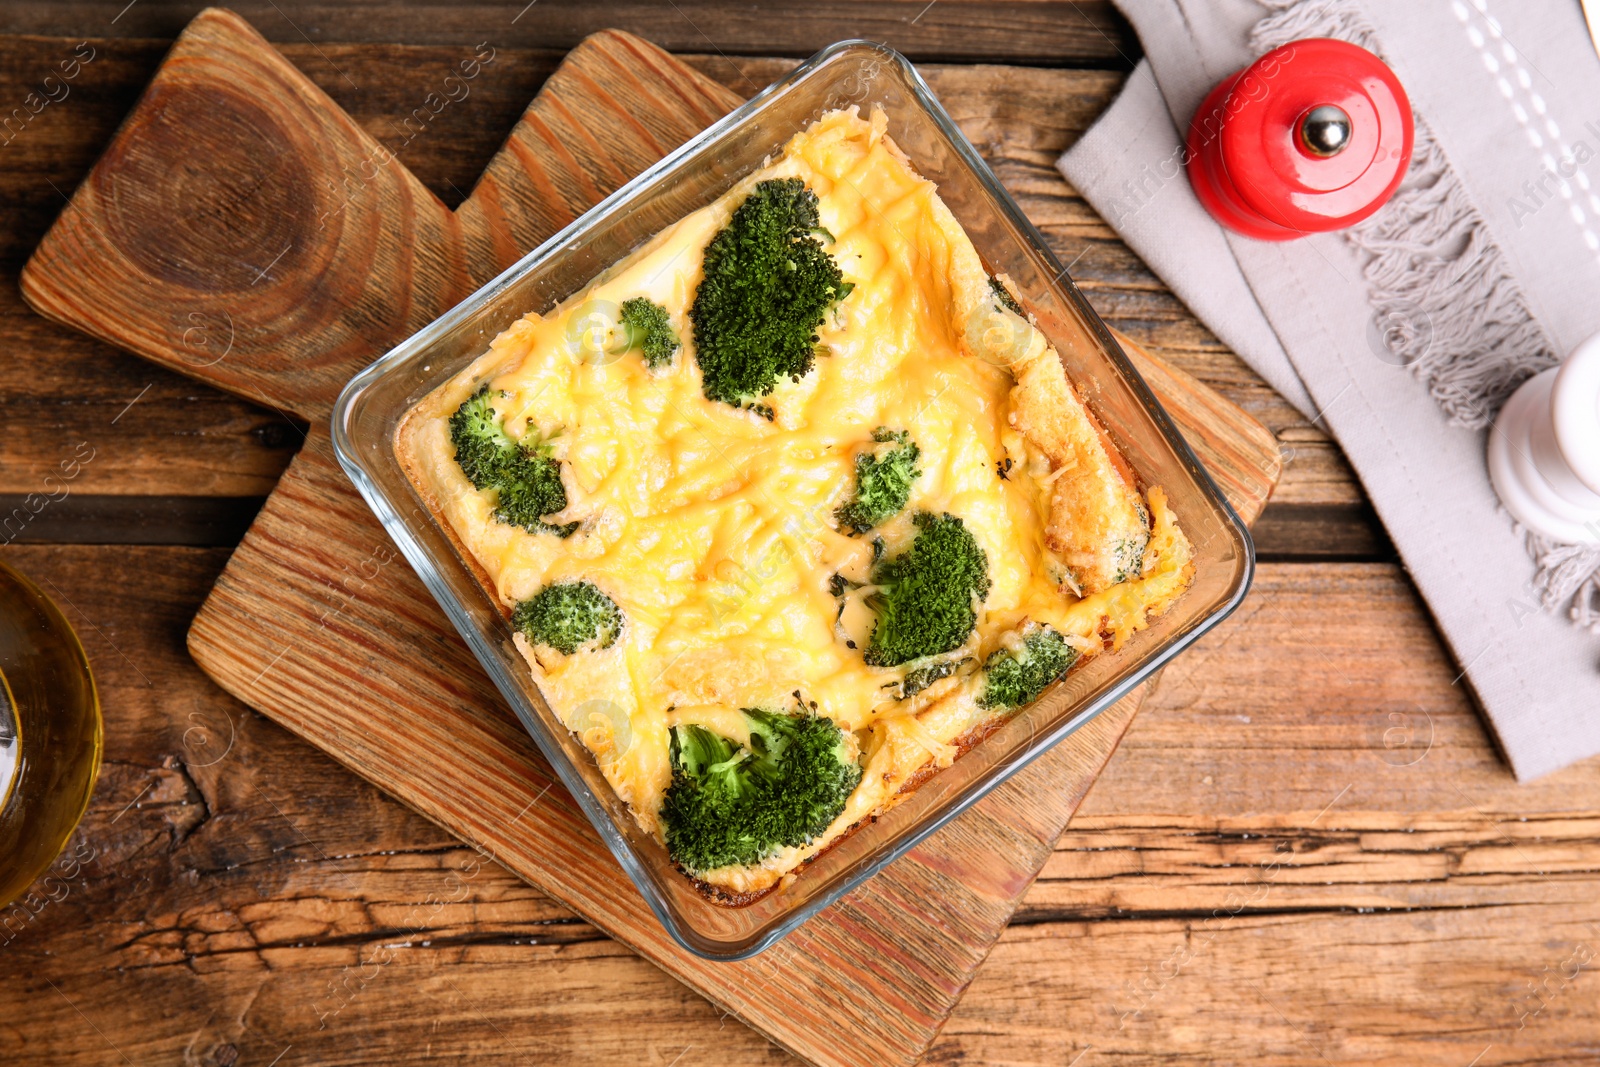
(1060, 0), (1600, 779)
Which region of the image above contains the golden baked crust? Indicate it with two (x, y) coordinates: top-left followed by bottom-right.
(1008, 337), (1152, 595)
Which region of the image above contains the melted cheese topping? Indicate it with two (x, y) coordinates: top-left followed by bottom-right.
(400, 108), (1193, 896)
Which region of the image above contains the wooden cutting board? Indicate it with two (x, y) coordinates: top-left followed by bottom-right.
(19, 10), (1281, 1066)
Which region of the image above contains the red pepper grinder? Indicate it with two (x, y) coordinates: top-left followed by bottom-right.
(1186, 38), (1413, 241)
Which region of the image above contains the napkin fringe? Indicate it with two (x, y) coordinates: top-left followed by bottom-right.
(1345, 131), (1558, 429)
(1251, 0), (1599, 633)
(1523, 526), (1600, 633)
(1250, 0), (1558, 431)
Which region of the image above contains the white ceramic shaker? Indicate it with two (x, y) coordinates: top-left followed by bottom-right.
(1488, 332), (1600, 544)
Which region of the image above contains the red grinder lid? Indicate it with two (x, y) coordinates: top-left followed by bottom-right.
(1189, 38), (1414, 240)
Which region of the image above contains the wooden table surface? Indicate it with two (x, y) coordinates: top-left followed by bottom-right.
(2, 4), (1597, 1065)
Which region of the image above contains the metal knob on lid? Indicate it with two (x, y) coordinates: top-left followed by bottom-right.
(1298, 104), (1352, 157)
(1186, 38), (1414, 241)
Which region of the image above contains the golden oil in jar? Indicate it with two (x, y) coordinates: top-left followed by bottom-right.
(0, 559), (101, 908)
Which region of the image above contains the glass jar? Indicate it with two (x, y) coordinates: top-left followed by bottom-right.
(0, 558), (101, 907)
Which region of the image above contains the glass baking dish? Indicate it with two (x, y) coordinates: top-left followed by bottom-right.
(332, 40), (1254, 960)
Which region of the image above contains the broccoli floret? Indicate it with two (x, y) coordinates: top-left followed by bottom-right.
(979, 626), (1079, 710)
(661, 707), (862, 873)
(1111, 498), (1152, 584)
(688, 178), (854, 413)
(619, 297), (680, 369)
(449, 385), (578, 537)
(898, 657), (967, 699)
(989, 275), (1024, 316)
(834, 428), (921, 535)
(448, 385), (516, 484)
(512, 581), (622, 655)
(862, 512), (991, 667)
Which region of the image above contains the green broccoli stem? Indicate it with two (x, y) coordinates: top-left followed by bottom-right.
(898, 656), (967, 699)
(979, 626), (1080, 709)
(988, 275), (1024, 316)
(661, 707), (861, 873)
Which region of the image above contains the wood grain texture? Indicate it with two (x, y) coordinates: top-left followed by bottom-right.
(0, 493), (264, 545)
(19, 15), (476, 420)
(8, 548), (1600, 1067)
(17, 12), (1277, 1066)
(0, 1), (1138, 67)
(3, 491), (1395, 561)
(1115, 328), (1280, 522)
(1, 543), (800, 1066)
(933, 561), (1600, 1066)
(7, 22), (1600, 1067)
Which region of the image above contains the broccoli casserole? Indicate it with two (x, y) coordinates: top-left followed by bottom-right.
(399, 107), (1193, 899)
